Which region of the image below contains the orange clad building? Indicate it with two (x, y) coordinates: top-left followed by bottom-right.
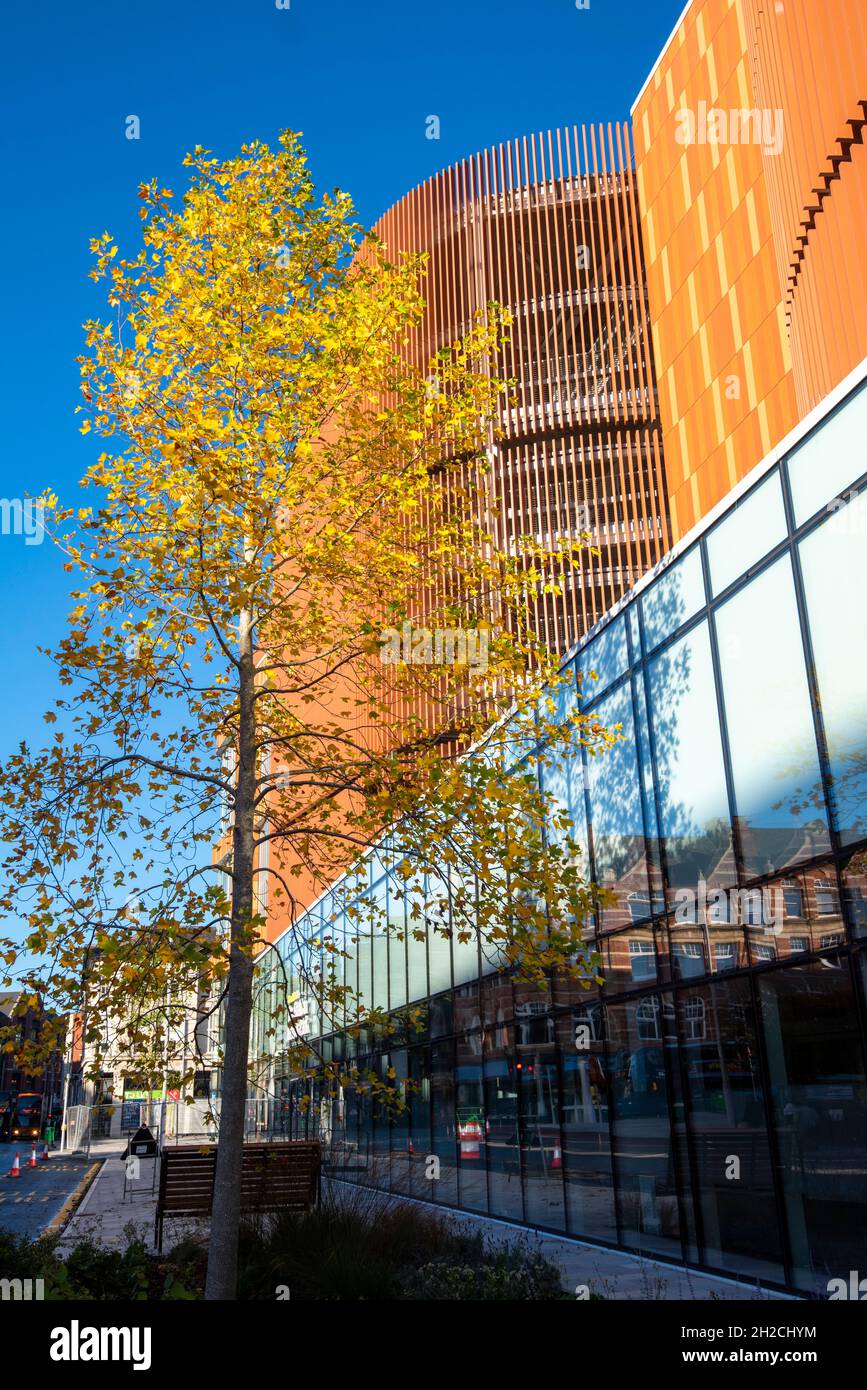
(372, 124), (671, 658)
(633, 0), (867, 538)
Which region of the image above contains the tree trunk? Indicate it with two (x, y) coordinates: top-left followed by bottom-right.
(204, 604), (257, 1300)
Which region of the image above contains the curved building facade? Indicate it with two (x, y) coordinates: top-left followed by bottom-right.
(373, 124), (671, 656)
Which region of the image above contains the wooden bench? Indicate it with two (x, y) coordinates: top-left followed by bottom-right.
(154, 1140), (321, 1252)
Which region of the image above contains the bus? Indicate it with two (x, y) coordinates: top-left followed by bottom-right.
(11, 1093), (43, 1141)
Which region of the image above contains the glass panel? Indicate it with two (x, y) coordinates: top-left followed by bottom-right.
(386, 875), (407, 1012)
(745, 872), (844, 962)
(519, 1041), (566, 1231)
(670, 929), (709, 981)
(430, 1039), (458, 1206)
(407, 1045), (431, 1199)
(759, 963), (867, 1294)
(453, 980), (481, 1035)
(370, 878), (388, 1015)
(715, 556), (830, 876)
(342, 890), (362, 1030)
(788, 381), (867, 526)
(388, 1048), (411, 1195)
(706, 470), (787, 597)
(427, 874), (453, 1001)
(607, 995), (684, 1258)
(539, 742), (590, 868)
(599, 930), (657, 991)
(586, 682), (648, 929)
(799, 489), (867, 845)
(841, 850), (867, 941)
(355, 1055), (373, 1179)
(484, 1024), (522, 1221)
(456, 1033), (487, 1212)
(627, 603), (641, 660)
(450, 863), (480, 989)
(556, 1004), (617, 1243)
(678, 978), (784, 1282)
(370, 1052), (391, 1181)
(577, 614), (628, 705)
(641, 546), (705, 652)
(544, 656), (581, 725)
(634, 671), (665, 919)
(322, 893), (346, 1033)
(482, 972), (512, 1030)
(647, 621), (734, 889)
(405, 873), (428, 1005)
(352, 896), (373, 1021)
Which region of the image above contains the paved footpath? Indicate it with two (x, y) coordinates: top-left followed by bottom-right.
(57, 1151), (206, 1257)
(0, 1146), (98, 1241)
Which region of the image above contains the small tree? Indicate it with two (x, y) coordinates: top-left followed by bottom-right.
(0, 133), (615, 1299)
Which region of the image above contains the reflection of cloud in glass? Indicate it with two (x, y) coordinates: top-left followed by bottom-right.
(715, 556), (830, 874)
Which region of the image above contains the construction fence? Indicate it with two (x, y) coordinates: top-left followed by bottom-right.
(62, 1100), (218, 1154)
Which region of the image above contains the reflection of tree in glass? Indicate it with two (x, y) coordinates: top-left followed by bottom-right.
(772, 740), (867, 847)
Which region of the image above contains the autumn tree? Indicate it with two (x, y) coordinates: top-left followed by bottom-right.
(0, 133), (615, 1300)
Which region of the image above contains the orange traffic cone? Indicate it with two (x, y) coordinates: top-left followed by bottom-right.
(27, 1143), (38, 1169)
(551, 1144), (562, 1170)
(8, 1151), (21, 1178)
(40, 1142), (50, 1162)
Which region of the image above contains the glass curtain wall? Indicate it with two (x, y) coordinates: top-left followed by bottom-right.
(258, 378), (867, 1296)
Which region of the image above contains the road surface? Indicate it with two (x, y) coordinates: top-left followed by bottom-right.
(0, 1146), (96, 1239)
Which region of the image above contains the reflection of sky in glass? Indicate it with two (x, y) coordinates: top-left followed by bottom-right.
(715, 556), (829, 873)
(800, 490), (867, 844)
(788, 381), (867, 526)
(586, 683), (645, 883)
(577, 615), (628, 706)
(647, 621), (731, 881)
(707, 471), (787, 597)
(627, 604), (641, 659)
(633, 671), (660, 847)
(641, 547), (705, 651)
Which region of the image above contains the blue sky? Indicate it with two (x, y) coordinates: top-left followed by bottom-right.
(0, 0), (676, 761)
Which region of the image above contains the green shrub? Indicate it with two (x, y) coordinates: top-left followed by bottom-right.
(236, 1186), (566, 1301)
(405, 1250), (568, 1300)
